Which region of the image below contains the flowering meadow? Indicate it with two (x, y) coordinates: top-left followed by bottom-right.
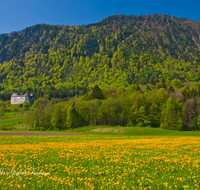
(0, 135), (200, 189)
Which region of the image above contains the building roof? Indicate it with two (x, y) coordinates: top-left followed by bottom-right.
(11, 92), (29, 97)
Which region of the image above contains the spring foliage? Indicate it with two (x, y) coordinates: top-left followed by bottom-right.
(0, 14), (200, 100)
(28, 83), (200, 131)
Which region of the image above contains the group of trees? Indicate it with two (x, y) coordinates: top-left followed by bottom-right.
(1, 14), (200, 131)
(28, 82), (200, 131)
(0, 15), (200, 100)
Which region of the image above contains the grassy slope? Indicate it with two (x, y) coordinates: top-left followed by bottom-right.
(0, 112), (28, 130)
(0, 116), (26, 126)
(1, 126), (200, 136)
(74, 126), (200, 136)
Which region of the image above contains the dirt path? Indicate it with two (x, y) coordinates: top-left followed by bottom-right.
(0, 132), (82, 136)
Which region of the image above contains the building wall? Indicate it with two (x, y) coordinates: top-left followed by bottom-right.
(11, 96), (26, 104)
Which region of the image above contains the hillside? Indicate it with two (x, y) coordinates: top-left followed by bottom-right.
(0, 14), (200, 100)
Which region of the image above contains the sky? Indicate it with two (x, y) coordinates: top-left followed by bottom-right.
(0, 0), (199, 34)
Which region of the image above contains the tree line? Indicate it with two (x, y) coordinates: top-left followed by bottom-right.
(28, 82), (200, 131)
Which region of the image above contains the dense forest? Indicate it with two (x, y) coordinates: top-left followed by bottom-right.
(28, 82), (200, 131)
(0, 14), (200, 100)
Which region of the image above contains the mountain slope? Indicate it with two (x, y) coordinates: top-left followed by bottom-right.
(0, 14), (200, 100)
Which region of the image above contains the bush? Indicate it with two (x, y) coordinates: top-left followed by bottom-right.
(39, 127), (45, 131)
(34, 120), (39, 129)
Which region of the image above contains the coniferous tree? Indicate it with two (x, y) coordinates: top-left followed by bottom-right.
(90, 85), (104, 100)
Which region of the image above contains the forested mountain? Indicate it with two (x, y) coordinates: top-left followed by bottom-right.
(1, 14), (200, 100)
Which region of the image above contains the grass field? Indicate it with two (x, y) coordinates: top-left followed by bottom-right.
(0, 130), (200, 189)
(67, 125), (200, 136)
(2, 125), (200, 136)
(0, 116), (26, 126)
(0, 112), (28, 131)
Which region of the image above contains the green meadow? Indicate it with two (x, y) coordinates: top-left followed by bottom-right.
(0, 132), (199, 190)
(0, 111), (28, 130)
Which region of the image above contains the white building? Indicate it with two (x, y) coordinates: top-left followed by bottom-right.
(11, 92), (34, 105)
